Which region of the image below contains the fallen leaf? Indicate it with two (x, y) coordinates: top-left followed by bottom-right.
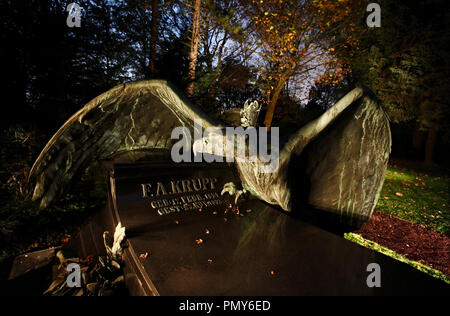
(139, 252), (149, 260)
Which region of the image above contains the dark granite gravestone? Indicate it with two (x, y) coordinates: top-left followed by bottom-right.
(84, 158), (449, 296)
(27, 81), (448, 295)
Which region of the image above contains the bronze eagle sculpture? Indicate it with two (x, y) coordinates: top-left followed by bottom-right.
(29, 80), (391, 225)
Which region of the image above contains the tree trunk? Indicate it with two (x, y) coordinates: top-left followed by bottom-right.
(208, 33), (228, 99)
(412, 122), (424, 150)
(186, 0), (201, 98)
(264, 78), (286, 130)
(149, 0), (159, 75)
(424, 123), (439, 165)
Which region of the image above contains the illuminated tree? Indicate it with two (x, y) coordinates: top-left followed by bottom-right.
(244, 0), (364, 128)
(186, 0), (202, 97)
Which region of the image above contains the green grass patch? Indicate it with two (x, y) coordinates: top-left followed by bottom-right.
(376, 166), (450, 235)
(344, 232), (450, 285)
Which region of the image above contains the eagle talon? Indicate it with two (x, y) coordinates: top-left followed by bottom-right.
(221, 182), (247, 205)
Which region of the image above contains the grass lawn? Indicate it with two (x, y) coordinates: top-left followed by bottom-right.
(345, 164), (450, 283)
(376, 166), (449, 235)
(344, 232), (450, 284)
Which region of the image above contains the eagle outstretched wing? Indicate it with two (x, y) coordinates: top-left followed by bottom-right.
(29, 80), (222, 209)
(30, 80), (391, 226)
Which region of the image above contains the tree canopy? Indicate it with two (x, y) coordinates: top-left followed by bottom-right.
(0, 0), (448, 163)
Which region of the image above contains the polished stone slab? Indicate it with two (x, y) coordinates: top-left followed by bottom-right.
(107, 162), (449, 296)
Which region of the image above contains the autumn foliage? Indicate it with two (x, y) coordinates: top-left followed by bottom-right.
(245, 0), (365, 127)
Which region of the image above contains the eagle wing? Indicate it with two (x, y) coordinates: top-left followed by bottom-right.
(29, 80), (222, 209)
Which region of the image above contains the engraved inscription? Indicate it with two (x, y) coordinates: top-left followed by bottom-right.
(141, 177), (225, 216)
